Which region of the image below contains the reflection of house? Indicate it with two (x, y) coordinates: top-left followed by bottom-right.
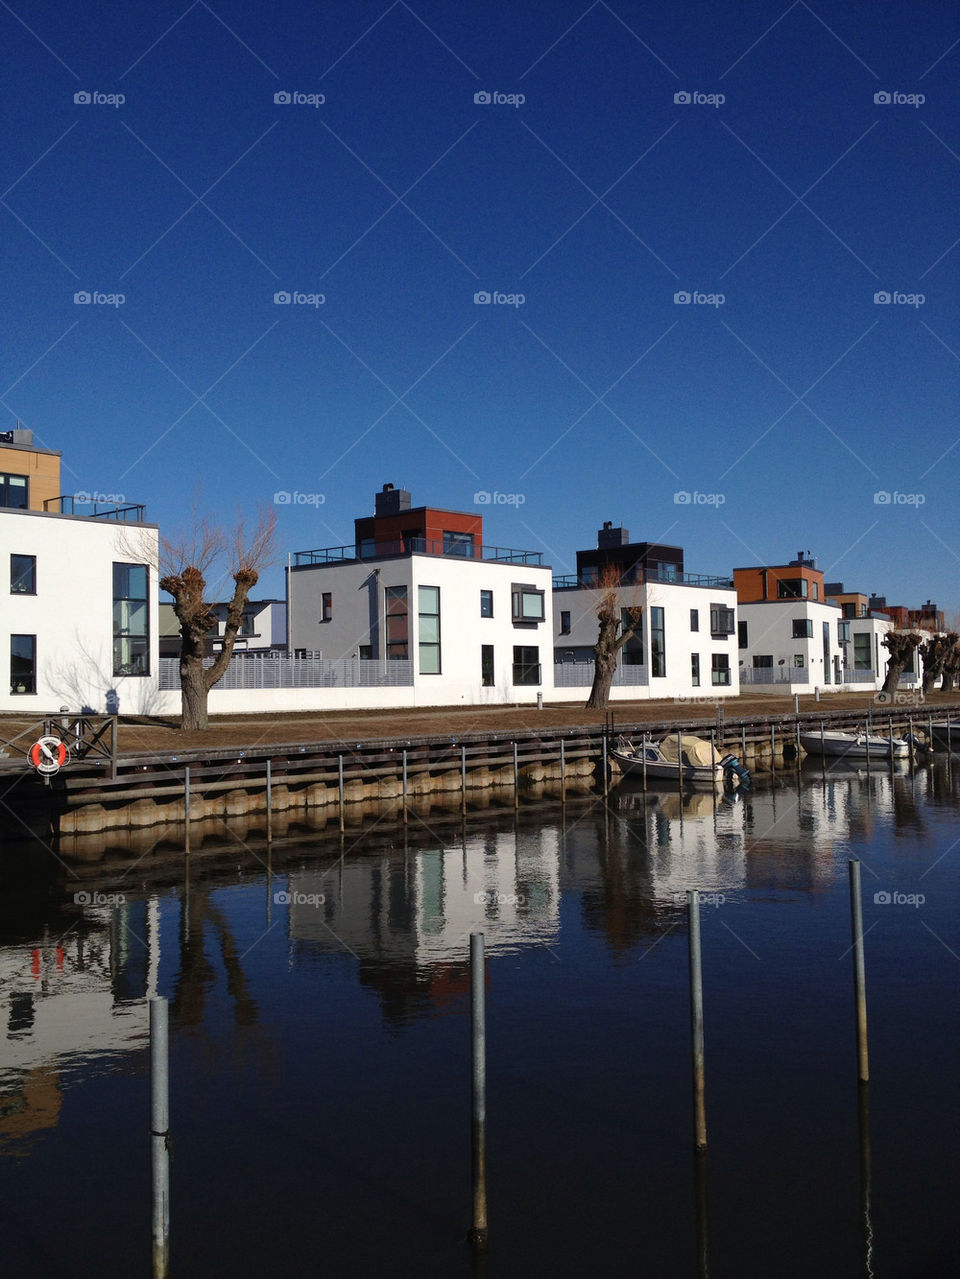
(0, 428), (159, 713)
(159, 598), (286, 658)
(287, 484), (553, 704)
(552, 523), (739, 700)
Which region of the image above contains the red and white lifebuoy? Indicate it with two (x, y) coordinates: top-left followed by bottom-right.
(29, 737), (68, 775)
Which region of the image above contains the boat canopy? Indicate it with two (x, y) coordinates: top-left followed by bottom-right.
(659, 734), (720, 768)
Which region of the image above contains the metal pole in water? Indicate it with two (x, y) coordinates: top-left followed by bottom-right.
(469, 932), (488, 1251)
(402, 749), (408, 825)
(688, 890), (707, 1152)
(560, 737), (566, 802)
(338, 755), (345, 833)
(461, 744), (467, 816)
(602, 733), (608, 798)
(513, 741), (520, 808)
(741, 724), (747, 761)
(184, 765), (190, 854)
(677, 729), (683, 795)
(265, 758), (272, 844)
(820, 719), (827, 781)
(150, 997), (170, 1279)
(770, 723), (776, 772)
(848, 859), (870, 1084)
(908, 714), (915, 766)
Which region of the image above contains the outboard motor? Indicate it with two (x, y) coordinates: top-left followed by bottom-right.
(903, 732), (928, 756)
(720, 753), (751, 788)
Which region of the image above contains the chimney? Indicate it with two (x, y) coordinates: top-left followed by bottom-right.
(597, 522), (629, 549)
(375, 483), (411, 516)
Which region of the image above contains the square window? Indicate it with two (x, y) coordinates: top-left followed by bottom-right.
(711, 653), (730, 686)
(511, 585), (545, 623)
(792, 619), (813, 639)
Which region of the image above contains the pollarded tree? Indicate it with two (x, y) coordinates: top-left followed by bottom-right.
(921, 632), (958, 693)
(881, 630), (923, 698)
(160, 508), (278, 731)
(586, 565), (644, 711)
(939, 635), (960, 693)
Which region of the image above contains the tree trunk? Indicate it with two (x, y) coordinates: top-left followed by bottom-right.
(942, 671), (956, 693)
(180, 653), (210, 731)
(586, 646), (618, 709)
(882, 660), (905, 697)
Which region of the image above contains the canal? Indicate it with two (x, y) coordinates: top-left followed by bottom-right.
(2, 758), (958, 1277)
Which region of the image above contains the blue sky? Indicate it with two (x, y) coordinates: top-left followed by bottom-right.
(2, 0), (959, 608)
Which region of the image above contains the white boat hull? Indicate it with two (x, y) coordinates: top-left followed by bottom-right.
(798, 730), (909, 760)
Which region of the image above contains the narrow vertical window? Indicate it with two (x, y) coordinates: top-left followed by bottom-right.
(651, 607), (665, 677)
(113, 563), (150, 676)
(10, 634), (36, 694)
(418, 585), (441, 673)
(481, 644), (494, 686)
(10, 554), (36, 594)
(385, 586), (409, 659)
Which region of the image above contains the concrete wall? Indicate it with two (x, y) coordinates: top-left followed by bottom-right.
(0, 510), (160, 714)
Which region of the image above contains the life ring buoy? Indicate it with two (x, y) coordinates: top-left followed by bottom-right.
(29, 737), (68, 775)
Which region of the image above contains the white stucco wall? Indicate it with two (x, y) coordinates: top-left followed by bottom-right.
(0, 510), (160, 714)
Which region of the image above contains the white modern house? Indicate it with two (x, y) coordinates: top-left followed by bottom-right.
(0, 430), (159, 715)
(551, 525), (740, 702)
(284, 484), (553, 707)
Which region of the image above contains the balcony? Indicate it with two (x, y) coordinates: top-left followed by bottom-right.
(553, 568), (733, 591)
(294, 538), (543, 567)
(44, 495), (146, 521)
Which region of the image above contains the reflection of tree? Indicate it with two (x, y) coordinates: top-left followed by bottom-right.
(0, 1066), (62, 1153)
(578, 812), (666, 960)
(170, 885), (258, 1028)
(891, 776), (925, 837)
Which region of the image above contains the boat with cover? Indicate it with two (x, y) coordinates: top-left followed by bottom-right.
(611, 733), (744, 785)
(797, 728), (910, 759)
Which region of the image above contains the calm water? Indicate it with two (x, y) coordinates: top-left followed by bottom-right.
(2, 760), (959, 1278)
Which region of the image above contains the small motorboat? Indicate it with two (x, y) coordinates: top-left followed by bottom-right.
(798, 728), (910, 760)
(929, 721), (960, 752)
(611, 733), (747, 786)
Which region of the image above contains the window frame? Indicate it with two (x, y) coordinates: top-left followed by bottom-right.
(321, 592), (332, 623)
(418, 585), (441, 674)
(650, 606), (666, 677)
(512, 644), (541, 686)
(711, 653), (731, 686)
(113, 562), (150, 677)
(511, 584), (545, 625)
(709, 604), (735, 637)
(690, 608), (699, 632)
(481, 643), (494, 686)
(691, 653), (700, 686)
(10, 553), (36, 595)
(480, 589), (493, 618)
(792, 618), (813, 639)
(0, 472), (29, 509)
(10, 633), (36, 694)
(385, 585), (409, 660)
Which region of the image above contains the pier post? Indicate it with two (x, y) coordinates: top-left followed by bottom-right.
(183, 766), (190, 854)
(908, 715), (915, 765)
(601, 733), (608, 798)
(741, 725), (747, 761)
(338, 755), (345, 833)
(848, 859), (870, 1084)
(770, 724), (776, 771)
(469, 933), (488, 1251)
(560, 737), (566, 797)
(677, 729), (683, 795)
(110, 714), (118, 780)
(513, 742), (520, 808)
(402, 749), (408, 824)
(150, 997), (170, 1279)
(460, 744), (467, 815)
(688, 890), (707, 1152)
(265, 758), (272, 844)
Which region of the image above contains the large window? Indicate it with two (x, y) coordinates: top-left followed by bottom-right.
(792, 618), (813, 639)
(651, 606), (665, 677)
(0, 472), (28, 509)
(712, 653), (731, 685)
(777, 578), (808, 599)
(113, 563), (150, 676)
(443, 530), (474, 557)
(385, 586), (408, 658)
(512, 645), (540, 685)
(10, 553), (36, 594)
(418, 585), (441, 674)
(621, 608), (644, 665)
(511, 584), (545, 624)
(10, 634), (35, 693)
(481, 644), (494, 686)
(854, 633), (871, 671)
(710, 605), (735, 636)
(753, 655), (773, 668)
(480, 589), (493, 618)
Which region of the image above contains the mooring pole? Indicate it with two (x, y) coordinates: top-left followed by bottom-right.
(265, 758), (273, 844)
(908, 714), (915, 766)
(150, 997), (170, 1279)
(688, 890), (707, 1152)
(469, 932), (488, 1251)
(183, 765), (191, 854)
(741, 724), (747, 761)
(770, 724), (776, 771)
(848, 859), (870, 1084)
(461, 744), (467, 816)
(602, 733), (609, 798)
(338, 755), (345, 833)
(677, 729), (683, 795)
(402, 749), (408, 824)
(560, 737), (566, 797)
(513, 742), (519, 808)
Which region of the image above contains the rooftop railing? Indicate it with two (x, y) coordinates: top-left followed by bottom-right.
(44, 496), (146, 521)
(293, 538), (543, 567)
(552, 568), (734, 591)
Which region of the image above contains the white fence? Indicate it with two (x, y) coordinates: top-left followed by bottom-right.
(552, 662), (649, 687)
(739, 666), (809, 685)
(158, 655), (414, 691)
